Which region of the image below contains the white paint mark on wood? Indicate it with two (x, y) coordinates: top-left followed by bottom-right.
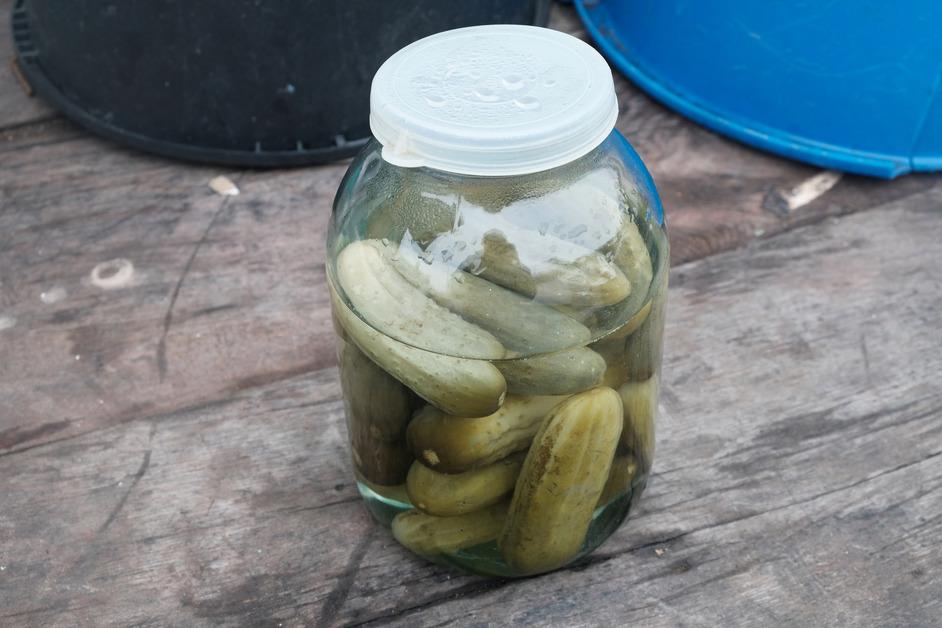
(91, 259), (135, 289)
(781, 171), (843, 211)
(209, 176), (240, 196)
(0, 315), (15, 331)
(40, 286), (67, 304)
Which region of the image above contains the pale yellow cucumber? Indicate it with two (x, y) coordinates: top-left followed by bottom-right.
(618, 376), (658, 473)
(496, 347), (606, 396)
(336, 240), (505, 360)
(608, 220), (653, 333)
(597, 454), (639, 507)
(499, 387), (623, 575)
(406, 453), (525, 517)
(407, 395), (567, 473)
(330, 283), (507, 418)
(379, 240), (591, 355)
(392, 502), (508, 556)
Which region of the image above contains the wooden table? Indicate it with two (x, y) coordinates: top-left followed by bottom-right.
(1, 5), (940, 626)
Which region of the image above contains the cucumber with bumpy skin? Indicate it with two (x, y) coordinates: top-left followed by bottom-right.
(378, 239), (591, 355)
(407, 395), (567, 473)
(336, 240), (506, 360)
(496, 347), (606, 396)
(499, 387), (623, 575)
(392, 502), (509, 557)
(330, 283), (507, 418)
(406, 453), (524, 517)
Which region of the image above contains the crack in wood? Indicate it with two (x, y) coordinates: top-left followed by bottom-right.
(0, 113), (61, 135)
(577, 448), (942, 572)
(156, 178), (241, 381)
(343, 578), (513, 627)
(315, 530), (374, 628)
(98, 448), (152, 533)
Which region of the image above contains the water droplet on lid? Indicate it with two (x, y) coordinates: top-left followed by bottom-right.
(544, 78), (557, 87)
(501, 74), (524, 90)
(424, 94), (447, 108)
(473, 87), (499, 102)
(514, 96), (541, 110)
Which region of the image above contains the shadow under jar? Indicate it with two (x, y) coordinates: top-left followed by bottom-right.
(326, 25), (668, 577)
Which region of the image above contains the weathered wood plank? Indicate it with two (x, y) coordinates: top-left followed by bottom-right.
(1, 193), (940, 626)
(0, 134), (347, 454)
(0, 0), (57, 130)
(1, 70), (939, 458)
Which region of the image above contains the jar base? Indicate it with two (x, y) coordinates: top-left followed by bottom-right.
(356, 475), (647, 577)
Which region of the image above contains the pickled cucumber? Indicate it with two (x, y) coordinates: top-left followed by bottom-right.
(496, 347), (606, 396)
(392, 502), (509, 557)
(597, 454), (639, 507)
(499, 387), (623, 574)
(378, 239), (592, 355)
(477, 230), (630, 307)
(623, 268), (667, 381)
(336, 239), (506, 360)
(406, 453), (524, 517)
(618, 377), (657, 473)
(348, 426), (414, 486)
(407, 395), (567, 473)
(330, 283), (507, 417)
(339, 338), (417, 485)
(339, 339), (416, 442)
(608, 220), (653, 328)
(364, 179), (459, 246)
(559, 222), (654, 339)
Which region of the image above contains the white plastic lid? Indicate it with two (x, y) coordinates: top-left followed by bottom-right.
(369, 25), (619, 177)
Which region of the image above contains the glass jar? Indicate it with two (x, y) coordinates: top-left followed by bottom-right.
(326, 25), (667, 577)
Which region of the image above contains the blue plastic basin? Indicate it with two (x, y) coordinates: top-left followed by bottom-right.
(575, 0), (942, 178)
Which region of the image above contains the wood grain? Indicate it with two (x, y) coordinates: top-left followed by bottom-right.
(0, 0), (56, 130)
(1, 2), (938, 456)
(0, 131), (347, 454)
(1, 191), (940, 627)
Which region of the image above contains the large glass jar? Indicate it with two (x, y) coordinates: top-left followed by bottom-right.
(326, 25), (667, 577)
